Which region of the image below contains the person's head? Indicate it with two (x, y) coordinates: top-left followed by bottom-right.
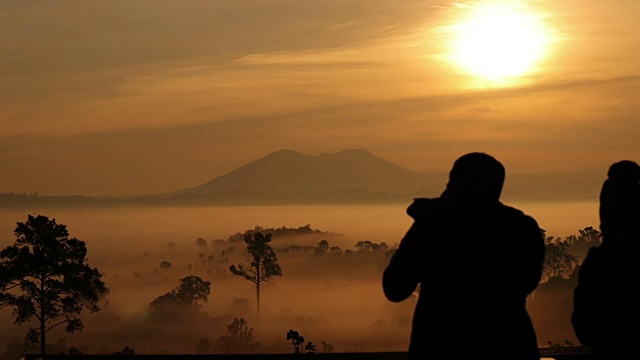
(444, 152), (505, 206)
(599, 160), (640, 241)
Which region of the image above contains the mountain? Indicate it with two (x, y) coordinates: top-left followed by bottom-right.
(175, 149), (447, 198)
(172, 148), (604, 204)
(0, 149), (604, 208)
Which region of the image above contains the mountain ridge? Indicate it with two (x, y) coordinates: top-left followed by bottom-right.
(175, 148), (446, 196)
(0, 149), (604, 208)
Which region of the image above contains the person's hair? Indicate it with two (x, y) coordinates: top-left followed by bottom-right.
(445, 152), (505, 205)
(599, 160), (640, 243)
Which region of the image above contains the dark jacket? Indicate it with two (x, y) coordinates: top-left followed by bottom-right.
(383, 198), (545, 360)
(572, 240), (640, 359)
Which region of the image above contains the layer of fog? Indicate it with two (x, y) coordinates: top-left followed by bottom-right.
(0, 202), (597, 356)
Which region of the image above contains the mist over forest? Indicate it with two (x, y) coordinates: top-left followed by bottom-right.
(0, 203), (599, 358)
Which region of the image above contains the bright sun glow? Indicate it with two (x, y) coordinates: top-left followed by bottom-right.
(450, 2), (551, 83)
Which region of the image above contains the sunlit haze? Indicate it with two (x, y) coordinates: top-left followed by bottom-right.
(0, 0), (638, 196)
(449, 1), (552, 83)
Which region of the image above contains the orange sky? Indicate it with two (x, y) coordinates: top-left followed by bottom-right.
(1, 0), (639, 196)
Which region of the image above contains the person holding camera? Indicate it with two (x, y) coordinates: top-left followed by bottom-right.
(383, 152), (545, 360)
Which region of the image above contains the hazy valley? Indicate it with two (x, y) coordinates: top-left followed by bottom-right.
(0, 199), (598, 357)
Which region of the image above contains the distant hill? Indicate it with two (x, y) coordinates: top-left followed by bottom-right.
(173, 148), (603, 203)
(0, 149), (604, 208)
(175, 149), (446, 196)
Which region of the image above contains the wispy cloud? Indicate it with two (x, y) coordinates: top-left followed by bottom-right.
(233, 49), (369, 66)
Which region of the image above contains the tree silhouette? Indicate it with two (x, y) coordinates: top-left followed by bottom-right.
(305, 341), (316, 354)
(578, 226), (601, 244)
(329, 246), (343, 255)
(218, 318), (261, 354)
(541, 229), (580, 282)
(112, 346), (135, 355)
(229, 232), (282, 323)
(0, 215), (106, 355)
(173, 275), (211, 306)
(320, 341), (334, 353)
(355, 240), (389, 252)
(567, 226), (602, 257)
(195, 237), (207, 250)
(314, 240), (330, 256)
(159, 260), (172, 271)
(355, 240), (373, 252)
(286, 329), (305, 354)
(148, 275), (211, 321)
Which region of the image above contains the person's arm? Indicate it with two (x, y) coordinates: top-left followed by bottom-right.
(382, 221), (424, 302)
(496, 213), (545, 298)
(571, 250), (601, 346)
(519, 215), (545, 295)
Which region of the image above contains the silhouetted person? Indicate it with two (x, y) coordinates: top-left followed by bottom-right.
(571, 160), (640, 360)
(383, 152), (545, 360)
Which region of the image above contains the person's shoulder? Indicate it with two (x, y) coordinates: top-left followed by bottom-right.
(498, 203), (528, 218)
(499, 203), (525, 215)
(583, 246), (603, 260)
(583, 245), (610, 265)
(578, 246), (605, 276)
(498, 203), (540, 229)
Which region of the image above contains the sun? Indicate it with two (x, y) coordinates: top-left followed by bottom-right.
(450, 2), (551, 83)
